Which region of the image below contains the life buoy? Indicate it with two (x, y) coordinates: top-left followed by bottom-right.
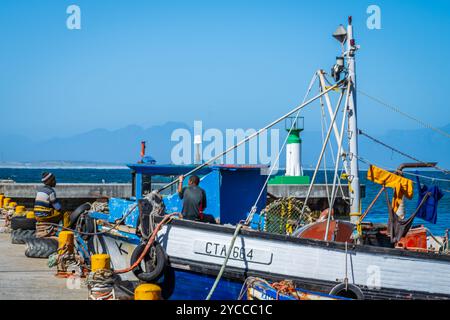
(329, 283), (365, 300)
(130, 241), (166, 282)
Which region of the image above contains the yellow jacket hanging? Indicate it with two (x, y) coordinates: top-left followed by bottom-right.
(367, 165), (414, 213)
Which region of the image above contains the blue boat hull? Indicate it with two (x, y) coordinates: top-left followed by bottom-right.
(168, 269), (243, 300)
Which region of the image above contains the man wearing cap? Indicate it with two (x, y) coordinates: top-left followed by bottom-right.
(34, 172), (68, 226)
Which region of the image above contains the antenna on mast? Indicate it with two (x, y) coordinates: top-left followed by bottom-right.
(331, 16), (361, 225)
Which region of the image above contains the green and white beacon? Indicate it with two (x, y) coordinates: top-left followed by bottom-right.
(285, 116), (304, 176)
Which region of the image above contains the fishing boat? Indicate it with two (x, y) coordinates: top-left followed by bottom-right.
(74, 17), (450, 300)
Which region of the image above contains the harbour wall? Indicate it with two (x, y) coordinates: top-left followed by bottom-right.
(0, 182), (364, 213)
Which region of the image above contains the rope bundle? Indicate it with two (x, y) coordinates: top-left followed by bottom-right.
(86, 269), (116, 300)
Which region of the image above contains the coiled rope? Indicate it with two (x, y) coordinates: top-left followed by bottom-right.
(38, 202), (138, 236)
(113, 213), (178, 274)
(40, 208), (178, 276)
(204, 72), (323, 300)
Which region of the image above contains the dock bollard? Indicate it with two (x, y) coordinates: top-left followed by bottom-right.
(3, 197), (10, 208)
(15, 205), (26, 214)
(87, 254), (116, 300)
(26, 211), (35, 219)
(135, 284), (162, 300)
(58, 231), (75, 254)
(91, 254), (111, 271)
(55, 231), (83, 278)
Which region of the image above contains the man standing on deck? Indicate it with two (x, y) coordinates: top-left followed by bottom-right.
(178, 175), (215, 223)
(34, 172), (70, 228)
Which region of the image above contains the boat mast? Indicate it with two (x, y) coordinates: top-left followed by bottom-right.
(346, 16), (361, 223)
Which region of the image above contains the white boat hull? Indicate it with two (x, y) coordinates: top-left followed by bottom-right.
(97, 219), (450, 300)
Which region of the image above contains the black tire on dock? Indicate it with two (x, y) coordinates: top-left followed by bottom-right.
(69, 203), (91, 228)
(11, 216), (37, 231)
(11, 229), (36, 244)
(24, 238), (58, 259)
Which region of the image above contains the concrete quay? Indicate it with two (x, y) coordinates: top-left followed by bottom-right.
(0, 232), (87, 300)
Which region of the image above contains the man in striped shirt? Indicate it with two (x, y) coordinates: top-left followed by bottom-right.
(34, 172), (65, 224)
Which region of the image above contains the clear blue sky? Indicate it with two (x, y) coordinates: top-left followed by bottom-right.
(1, 0), (449, 140)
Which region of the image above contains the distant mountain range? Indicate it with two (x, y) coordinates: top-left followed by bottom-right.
(0, 122), (449, 170)
(0, 122), (189, 166)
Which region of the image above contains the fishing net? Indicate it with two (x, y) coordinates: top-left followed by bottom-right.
(261, 197), (319, 235)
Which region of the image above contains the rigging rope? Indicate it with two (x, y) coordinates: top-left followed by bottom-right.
(247, 72), (320, 225)
(205, 72), (321, 300)
(354, 153), (450, 198)
(402, 171), (450, 183)
(158, 78), (346, 193)
(298, 85), (348, 219)
(324, 91), (349, 240)
(319, 87), (349, 205)
(358, 129), (449, 175)
(358, 89), (450, 140)
(319, 96), (332, 207)
(39, 202), (139, 236)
